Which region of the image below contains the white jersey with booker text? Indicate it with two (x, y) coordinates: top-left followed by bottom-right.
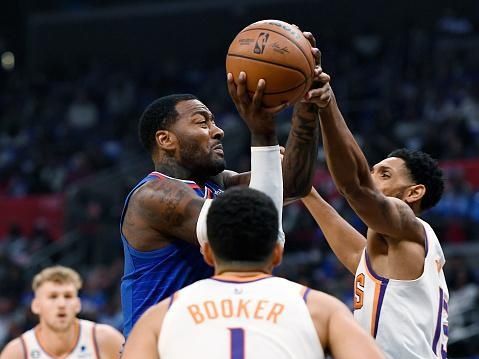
(159, 275), (324, 359)
(354, 218), (449, 359)
(21, 319), (99, 359)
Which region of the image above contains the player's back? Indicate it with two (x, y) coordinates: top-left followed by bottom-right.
(160, 275), (324, 359)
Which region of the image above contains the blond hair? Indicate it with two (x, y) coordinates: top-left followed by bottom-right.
(32, 266), (83, 292)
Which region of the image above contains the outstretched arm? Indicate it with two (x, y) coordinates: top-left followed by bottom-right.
(302, 187), (366, 274)
(308, 89), (423, 242)
(281, 101), (319, 203)
(223, 32), (329, 203)
(283, 32), (330, 203)
(226, 72), (286, 242)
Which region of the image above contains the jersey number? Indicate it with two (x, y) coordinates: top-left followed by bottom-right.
(229, 328), (245, 359)
(354, 273), (365, 310)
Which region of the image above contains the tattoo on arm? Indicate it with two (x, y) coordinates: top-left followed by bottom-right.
(162, 189), (186, 227)
(283, 107), (319, 200)
(141, 181), (195, 231)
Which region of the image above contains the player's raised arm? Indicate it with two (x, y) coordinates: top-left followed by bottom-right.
(306, 88), (424, 243)
(224, 32), (329, 203)
(302, 187), (366, 274)
(282, 32), (326, 203)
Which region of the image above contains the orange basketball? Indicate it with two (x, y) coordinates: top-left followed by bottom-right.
(226, 20), (315, 107)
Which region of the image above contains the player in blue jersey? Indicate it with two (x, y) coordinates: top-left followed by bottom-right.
(120, 34), (330, 337)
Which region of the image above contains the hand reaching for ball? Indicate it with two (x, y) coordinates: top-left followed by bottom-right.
(227, 71), (288, 144)
(300, 31), (333, 109)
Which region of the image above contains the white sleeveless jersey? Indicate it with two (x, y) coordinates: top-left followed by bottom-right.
(353, 218), (449, 359)
(159, 275), (324, 359)
(21, 319), (99, 359)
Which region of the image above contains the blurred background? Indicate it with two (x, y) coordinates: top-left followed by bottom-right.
(1, 0), (479, 357)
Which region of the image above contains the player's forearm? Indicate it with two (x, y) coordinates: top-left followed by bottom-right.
(302, 188), (365, 274)
(319, 95), (371, 195)
(249, 145), (285, 242)
(282, 103), (319, 200)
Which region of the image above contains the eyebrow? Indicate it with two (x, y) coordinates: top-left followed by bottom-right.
(191, 110), (214, 121)
(372, 165), (393, 172)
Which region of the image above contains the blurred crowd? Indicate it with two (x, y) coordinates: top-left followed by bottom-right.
(1, 14), (479, 357)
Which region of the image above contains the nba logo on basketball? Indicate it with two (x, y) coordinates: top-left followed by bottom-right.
(253, 32), (269, 54)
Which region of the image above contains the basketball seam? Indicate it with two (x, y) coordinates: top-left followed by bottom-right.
(248, 80), (306, 95)
(240, 27), (315, 74)
(227, 53), (306, 93)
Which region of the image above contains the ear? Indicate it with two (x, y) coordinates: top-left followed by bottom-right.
(405, 184), (426, 205)
(155, 130), (177, 151)
(271, 243), (284, 267)
(202, 242), (216, 267)
(31, 297), (40, 315)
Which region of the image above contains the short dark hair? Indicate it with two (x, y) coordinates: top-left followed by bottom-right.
(207, 187), (278, 263)
(388, 148), (444, 211)
(138, 94), (198, 153)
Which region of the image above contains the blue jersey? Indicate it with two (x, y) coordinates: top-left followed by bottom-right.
(120, 171), (223, 337)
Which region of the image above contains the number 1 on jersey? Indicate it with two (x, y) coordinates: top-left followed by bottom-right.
(228, 328), (245, 359)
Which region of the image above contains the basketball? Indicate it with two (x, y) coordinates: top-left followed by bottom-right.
(226, 20), (315, 107)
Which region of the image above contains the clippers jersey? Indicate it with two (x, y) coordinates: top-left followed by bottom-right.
(20, 319), (99, 359)
(159, 275), (324, 359)
(353, 218), (449, 359)
(120, 171), (222, 337)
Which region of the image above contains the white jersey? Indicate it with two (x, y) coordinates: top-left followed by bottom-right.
(354, 218), (449, 359)
(21, 319), (99, 359)
(159, 275), (324, 359)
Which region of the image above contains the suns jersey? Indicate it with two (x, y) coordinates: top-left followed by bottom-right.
(20, 319), (99, 359)
(120, 171), (222, 337)
(353, 218), (449, 359)
(159, 275), (324, 359)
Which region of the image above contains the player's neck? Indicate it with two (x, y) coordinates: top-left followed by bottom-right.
(36, 319), (79, 358)
(216, 270), (271, 277)
(155, 160), (193, 181)
(155, 162), (210, 186)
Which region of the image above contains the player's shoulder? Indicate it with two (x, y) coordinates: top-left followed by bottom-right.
(0, 337), (25, 359)
(131, 173), (201, 209)
(171, 278), (211, 298)
(91, 322), (124, 358)
(133, 297), (170, 336)
(94, 322), (124, 342)
(135, 174), (189, 194)
(305, 289), (351, 320)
